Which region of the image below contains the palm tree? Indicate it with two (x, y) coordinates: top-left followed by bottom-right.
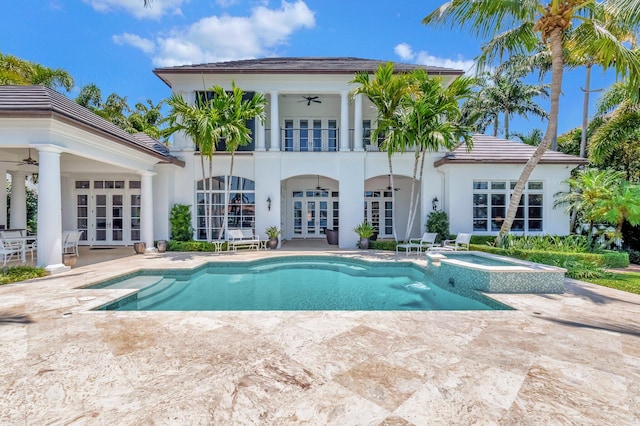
(554, 168), (623, 238)
(595, 181), (640, 239)
(424, 0), (640, 245)
(206, 83), (266, 240)
(351, 62), (413, 242)
(0, 53), (73, 91)
(392, 70), (475, 241)
(513, 128), (545, 146)
(164, 92), (218, 242)
(462, 66), (549, 139)
(590, 80), (640, 182)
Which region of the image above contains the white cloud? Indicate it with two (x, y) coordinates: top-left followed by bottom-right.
(113, 33), (156, 54)
(83, 0), (187, 20)
(118, 1), (316, 66)
(394, 42), (476, 75)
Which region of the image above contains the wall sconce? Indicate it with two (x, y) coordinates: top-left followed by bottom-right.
(267, 196), (271, 211)
(432, 196), (439, 211)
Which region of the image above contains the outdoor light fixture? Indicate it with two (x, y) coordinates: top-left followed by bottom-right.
(267, 197), (272, 211)
(432, 196), (439, 211)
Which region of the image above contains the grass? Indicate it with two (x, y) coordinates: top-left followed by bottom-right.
(586, 271), (640, 295)
(0, 265), (48, 285)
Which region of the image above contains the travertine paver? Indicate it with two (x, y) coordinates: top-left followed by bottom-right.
(1, 246), (639, 425)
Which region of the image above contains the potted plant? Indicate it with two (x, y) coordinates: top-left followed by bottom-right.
(353, 221), (375, 249)
(265, 226), (282, 249)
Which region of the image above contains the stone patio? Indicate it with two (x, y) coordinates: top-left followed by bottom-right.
(1, 243), (639, 424)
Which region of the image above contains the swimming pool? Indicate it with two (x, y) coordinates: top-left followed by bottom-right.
(90, 256), (509, 311)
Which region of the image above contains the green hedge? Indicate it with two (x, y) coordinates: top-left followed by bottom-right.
(167, 240), (228, 252)
(469, 244), (629, 268)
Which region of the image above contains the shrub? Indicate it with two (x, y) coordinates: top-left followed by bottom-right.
(471, 244), (629, 275)
(426, 210), (449, 243)
(169, 204), (193, 242)
(167, 240), (227, 252)
(369, 240), (399, 251)
(0, 266), (48, 285)
(627, 249), (640, 265)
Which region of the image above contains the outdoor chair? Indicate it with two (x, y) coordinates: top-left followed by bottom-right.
(439, 233), (472, 251)
(409, 232), (438, 251)
(396, 232), (438, 256)
(0, 239), (22, 267)
(63, 230), (83, 256)
(227, 229), (261, 252)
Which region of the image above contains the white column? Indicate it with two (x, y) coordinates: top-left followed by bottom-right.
(354, 94), (364, 151)
(140, 171), (156, 253)
(269, 91), (280, 151)
(9, 171), (27, 230)
(0, 165), (7, 229)
(339, 90), (350, 151)
(36, 146), (66, 272)
(255, 115), (266, 151)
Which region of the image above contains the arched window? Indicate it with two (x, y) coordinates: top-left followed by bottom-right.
(196, 176), (255, 240)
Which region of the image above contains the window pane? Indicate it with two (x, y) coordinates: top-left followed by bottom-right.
(473, 219), (488, 231)
(129, 181), (141, 189)
(94, 181), (104, 189)
(528, 182), (543, 190)
(529, 207), (542, 218)
(491, 182), (506, 190)
(473, 207), (487, 218)
(512, 219), (525, 231)
(473, 181), (488, 190)
(473, 194), (487, 205)
(529, 194), (543, 205)
(491, 206), (505, 218)
(75, 180), (90, 189)
(491, 194), (506, 205)
(529, 220), (543, 231)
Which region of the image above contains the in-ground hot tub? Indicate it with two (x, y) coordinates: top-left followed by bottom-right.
(425, 251), (566, 294)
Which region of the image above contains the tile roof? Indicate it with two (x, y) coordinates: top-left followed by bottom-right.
(154, 57), (463, 87)
(0, 85), (183, 166)
(434, 134), (588, 167)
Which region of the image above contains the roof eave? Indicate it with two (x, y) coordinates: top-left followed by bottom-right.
(433, 158), (589, 167)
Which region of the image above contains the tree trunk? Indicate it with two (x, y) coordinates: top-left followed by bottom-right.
(221, 153), (236, 241)
(200, 155), (210, 242)
(404, 149), (421, 242)
(387, 156), (398, 242)
(496, 28), (564, 246)
(504, 112), (510, 140)
(580, 64), (592, 158)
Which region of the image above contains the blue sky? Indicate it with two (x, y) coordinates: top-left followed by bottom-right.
(0, 0), (622, 137)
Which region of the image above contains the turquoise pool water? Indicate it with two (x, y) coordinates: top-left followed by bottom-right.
(92, 256), (509, 311)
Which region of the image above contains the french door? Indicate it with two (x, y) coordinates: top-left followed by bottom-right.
(364, 191), (393, 238)
(94, 192), (125, 244)
(293, 191), (337, 238)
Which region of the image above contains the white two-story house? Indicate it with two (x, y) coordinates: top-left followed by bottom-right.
(0, 57), (585, 271)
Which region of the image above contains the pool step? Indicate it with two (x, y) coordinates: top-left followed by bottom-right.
(136, 278), (186, 309)
(104, 275), (165, 290)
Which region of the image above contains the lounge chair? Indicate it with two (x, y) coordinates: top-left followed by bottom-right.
(430, 233), (471, 251)
(227, 229), (261, 252)
(63, 230), (83, 256)
(396, 233), (437, 256)
(0, 239), (22, 267)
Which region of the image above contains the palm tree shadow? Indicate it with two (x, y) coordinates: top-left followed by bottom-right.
(538, 316), (640, 338)
(564, 279), (640, 306)
(0, 313), (33, 324)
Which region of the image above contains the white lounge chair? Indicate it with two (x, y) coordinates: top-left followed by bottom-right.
(396, 233), (437, 256)
(438, 233), (472, 251)
(63, 230), (83, 256)
(0, 239), (22, 267)
(227, 229), (261, 252)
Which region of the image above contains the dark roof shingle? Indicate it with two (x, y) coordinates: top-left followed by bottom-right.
(434, 134), (587, 167)
(0, 85), (183, 166)
(154, 57), (463, 86)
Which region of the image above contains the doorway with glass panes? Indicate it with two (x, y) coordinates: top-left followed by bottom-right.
(73, 179), (142, 245)
(364, 190), (393, 238)
(292, 188), (339, 238)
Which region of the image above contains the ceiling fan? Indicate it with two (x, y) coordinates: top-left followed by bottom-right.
(298, 95), (321, 106)
(314, 175), (329, 193)
(0, 148), (39, 166)
(382, 175), (401, 192)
